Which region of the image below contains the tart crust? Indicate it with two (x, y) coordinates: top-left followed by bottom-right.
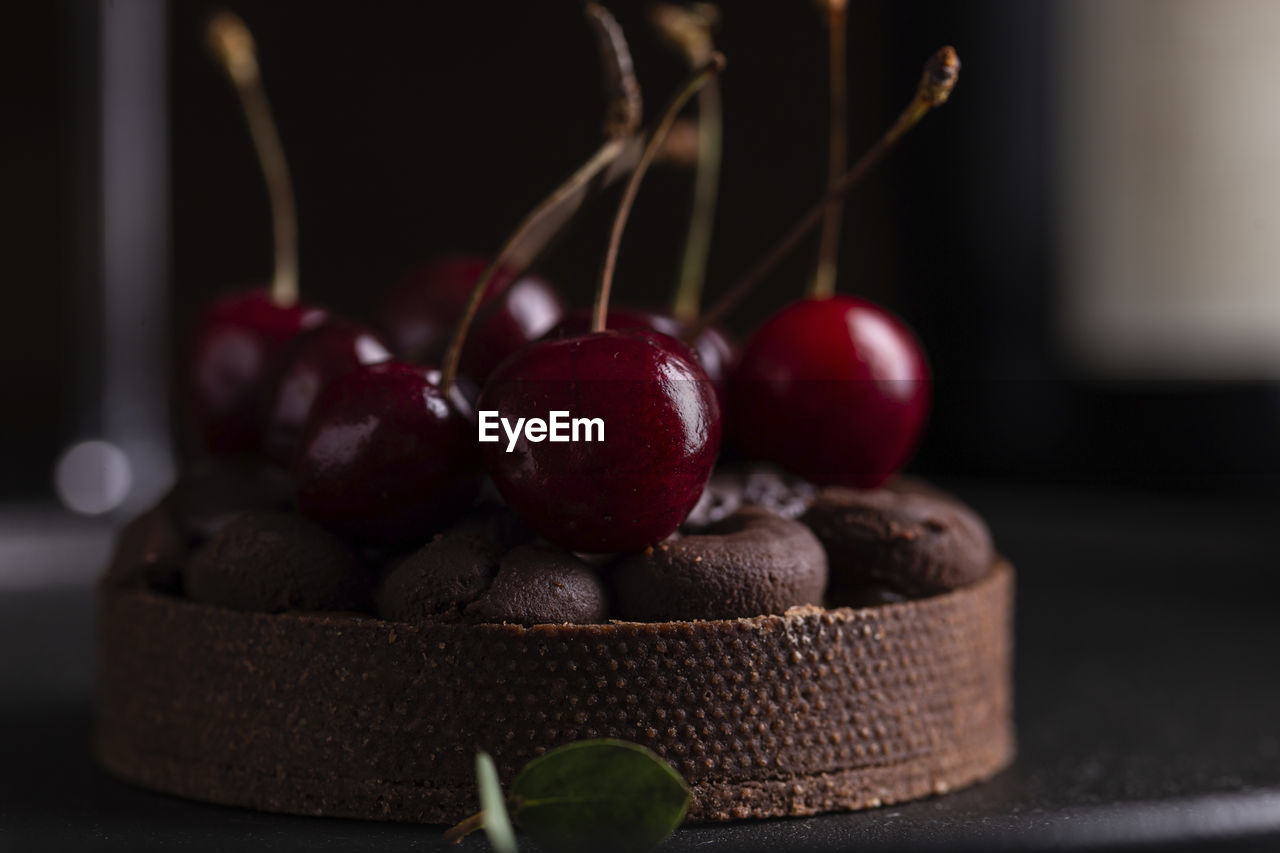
(94, 562), (1014, 823)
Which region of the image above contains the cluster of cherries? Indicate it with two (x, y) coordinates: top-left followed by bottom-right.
(186, 257), (928, 558)
(186, 11), (947, 557)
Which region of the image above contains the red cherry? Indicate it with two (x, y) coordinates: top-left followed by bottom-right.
(478, 329), (721, 553)
(377, 254), (564, 382)
(294, 361), (481, 543)
(551, 307), (736, 409)
(262, 319), (393, 467)
(731, 295), (929, 488)
(686, 323), (736, 404)
(185, 290), (327, 454)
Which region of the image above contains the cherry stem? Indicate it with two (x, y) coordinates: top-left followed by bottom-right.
(593, 53), (727, 334)
(651, 3), (723, 326)
(811, 0), (848, 300)
(207, 10), (298, 307)
(588, 1), (643, 138)
(690, 46), (959, 339)
(440, 3), (642, 393)
(442, 810), (485, 844)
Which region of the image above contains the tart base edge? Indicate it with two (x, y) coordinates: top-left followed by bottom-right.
(94, 563), (1015, 823)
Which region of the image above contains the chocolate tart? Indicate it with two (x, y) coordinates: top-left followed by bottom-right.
(94, 560), (1013, 823)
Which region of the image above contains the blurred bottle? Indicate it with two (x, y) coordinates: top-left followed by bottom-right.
(1055, 0), (1280, 486)
(1061, 0), (1280, 380)
(58, 0), (173, 517)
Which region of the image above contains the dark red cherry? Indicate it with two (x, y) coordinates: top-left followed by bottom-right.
(294, 361), (481, 543)
(186, 290), (327, 454)
(262, 319), (393, 467)
(377, 254), (563, 382)
(478, 329), (721, 553)
(551, 307), (736, 409)
(685, 323), (736, 405)
(731, 295), (929, 488)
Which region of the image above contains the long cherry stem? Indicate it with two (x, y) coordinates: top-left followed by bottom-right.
(589, 1), (643, 138)
(651, 3), (722, 326)
(593, 54), (727, 333)
(689, 46), (959, 339)
(440, 4), (642, 393)
(207, 10), (298, 307)
(811, 0), (847, 300)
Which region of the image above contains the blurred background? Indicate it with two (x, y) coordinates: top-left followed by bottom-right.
(5, 0), (1280, 518)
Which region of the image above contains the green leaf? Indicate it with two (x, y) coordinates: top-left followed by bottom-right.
(477, 751), (518, 853)
(511, 739), (690, 853)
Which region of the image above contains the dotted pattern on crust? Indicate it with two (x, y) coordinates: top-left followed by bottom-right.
(94, 563), (1014, 823)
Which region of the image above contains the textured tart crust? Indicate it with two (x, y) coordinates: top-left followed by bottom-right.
(94, 562), (1014, 823)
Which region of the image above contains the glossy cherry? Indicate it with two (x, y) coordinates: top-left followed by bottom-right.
(377, 254), (563, 382)
(731, 295), (929, 488)
(294, 361), (481, 543)
(478, 329), (721, 553)
(685, 322), (736, 396)
(551, 306), (736, 408)
(185, 290), (327, 453)
(261, 318), (392, 466)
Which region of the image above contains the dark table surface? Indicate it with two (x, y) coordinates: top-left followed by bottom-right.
(2, 483), (1279, 852)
